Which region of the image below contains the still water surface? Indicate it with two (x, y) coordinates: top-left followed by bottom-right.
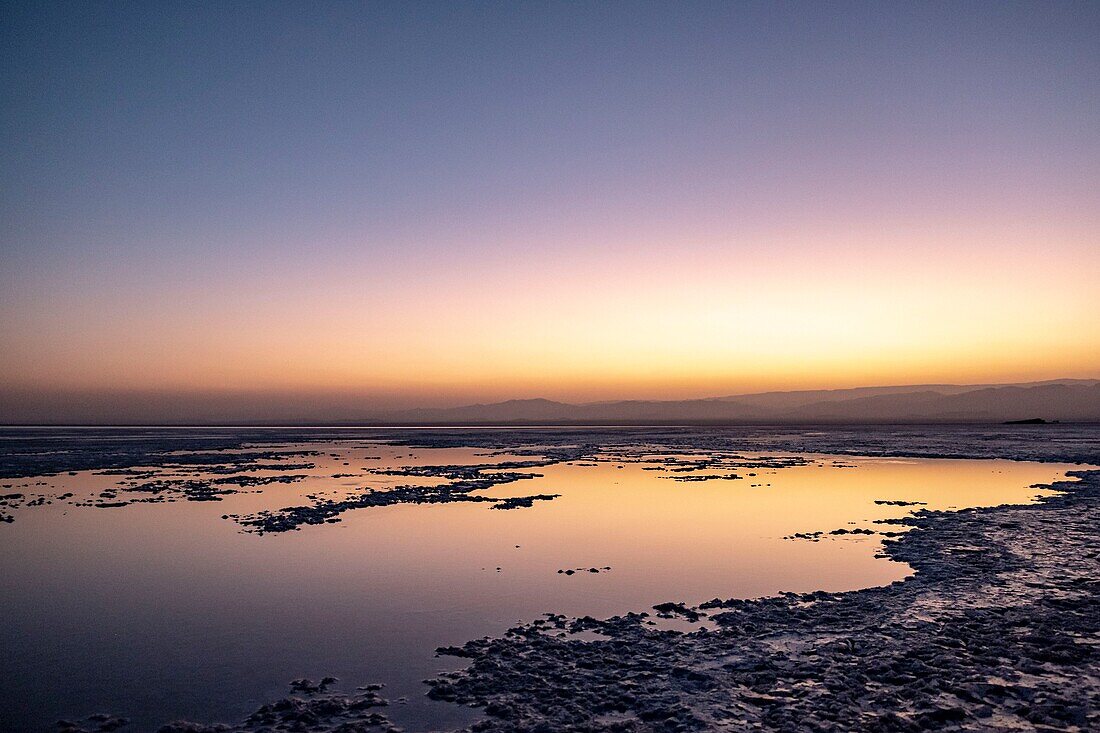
(0, 437), (1082, 731)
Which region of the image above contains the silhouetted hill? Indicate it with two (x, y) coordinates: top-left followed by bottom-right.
(2, 379), (1097, 425)
(383, 380), (1100, 424)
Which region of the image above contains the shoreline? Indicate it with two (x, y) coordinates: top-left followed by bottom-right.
(425, 467), (1099, 731)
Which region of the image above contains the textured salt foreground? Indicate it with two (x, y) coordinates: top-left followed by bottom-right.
(1, 426), (1097, 731)
(425, 468), (1100, 732)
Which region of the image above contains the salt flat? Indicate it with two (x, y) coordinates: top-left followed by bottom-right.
(1, 425), (1096, 732)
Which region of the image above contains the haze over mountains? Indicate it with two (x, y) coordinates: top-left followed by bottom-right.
(385, 380), (1100, 425)
(2, 380), (1098, 425)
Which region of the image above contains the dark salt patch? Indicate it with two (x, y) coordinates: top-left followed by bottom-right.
(231, 466), (562, 533)
(661, 473), (742, 482)
(490, 494), (560, 510)
(54, 714), (130, 733)
(557, 566), (612, 575)
(151, 678), (394, 733)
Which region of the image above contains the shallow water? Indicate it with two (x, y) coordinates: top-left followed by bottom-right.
(0, 432), (1085, 731)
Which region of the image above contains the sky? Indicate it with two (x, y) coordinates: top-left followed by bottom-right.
(1, 1), (1098, 419)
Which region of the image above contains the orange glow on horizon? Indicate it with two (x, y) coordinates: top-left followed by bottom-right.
(3, 1), (1098, 416)
(3, 218), (1098, 405)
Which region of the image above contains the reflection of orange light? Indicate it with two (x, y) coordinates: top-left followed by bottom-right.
(32, 445), (1083, 620)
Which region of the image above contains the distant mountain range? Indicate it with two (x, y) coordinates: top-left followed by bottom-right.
(2, 379), (1098, 425)
(382, 379), (1100, 425)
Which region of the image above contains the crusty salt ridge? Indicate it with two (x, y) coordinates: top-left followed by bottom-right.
(427, 468), (1099, 732)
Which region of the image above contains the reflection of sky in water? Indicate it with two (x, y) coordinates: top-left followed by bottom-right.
(0, 440), (1083, 732)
